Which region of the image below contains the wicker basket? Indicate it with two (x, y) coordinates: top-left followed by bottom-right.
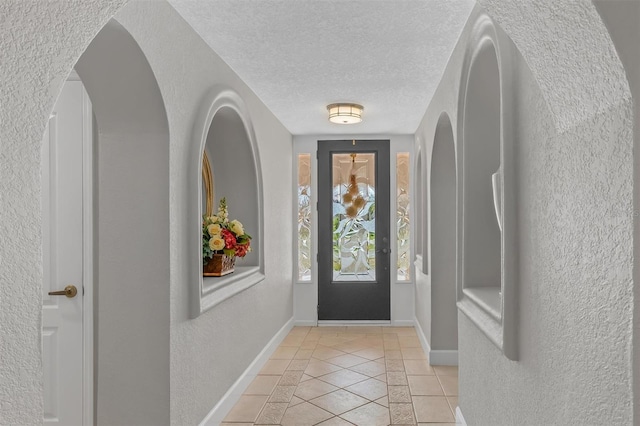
(203, 253), (236, 277)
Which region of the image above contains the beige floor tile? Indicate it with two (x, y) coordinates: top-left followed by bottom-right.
(333, 341), (371, 353)
(294, 378), (338, 400)
(352, 347), (385, 360)
(300, 373), (313, 382)
(338, 332), (366, 340)
(375, 373), (387, 383)
(438, 375), (458, 396)
(260, 359), (290, 375)
(385, 327), (416, 335)
(401, 348), (428, 360)
(255, 402), (288, 425)
(313, 346), (347, 360)
(398, 336), (422, 348)
(326, 353), (369, 368)
(348, 326), (383, 334)
(281, 335), (306, 346)
(245, 375), (281, 395)
(220, 423), (253, 426)
(317, 416), (356, 426)
(223, 395), (268, 423)
(389, 403), (416, 424)
(388, 386), (412, 403)
(387, 371), (408, 386)
(268, 385), (296, 403)
(386, 359), (405, 372)
(310, 389), (369, 415)
(375, 395), (389, 407)
(281, 401), (333, 426)
(271, 346), (299, 359)
(412, 396), (455, 423)
(403, 359), (434, 375)
(340, 402), (390, 426)
(433, 365), (458, 376)
(305, 360), (343, 377)
(290, 326), (312, 334)
(446, 397), (459, 415)
(384, 341), (401, 350)
(385, 350), (403, 359)
(319, 369), (369, 388)
(287, 359), (310, 371)
(289, 395), (304, 407)
(348, 360), (386, 377)
(408, 375), (444, 396)
(294, 349), (315, 359)
(300, 340), (318, 350)
(318, 336), (351, 347)
(279, 370), (304, 386)
(345, 377), (388, 401)
(304, 333), (322, 342)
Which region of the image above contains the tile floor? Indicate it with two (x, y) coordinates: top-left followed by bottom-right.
(222, 326), (458, 426)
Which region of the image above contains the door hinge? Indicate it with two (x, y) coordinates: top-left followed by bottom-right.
(316, 201), (318, 211)
(316, 151), (319, 159)
(316, 253), (319, 263)
(317, 304), (319, 314)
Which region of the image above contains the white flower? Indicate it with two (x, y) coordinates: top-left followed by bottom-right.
(230, 220), (244, 236)
(209, 237), (225, 251)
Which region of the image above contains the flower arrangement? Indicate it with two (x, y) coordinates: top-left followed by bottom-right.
(203, 197), (251, 261)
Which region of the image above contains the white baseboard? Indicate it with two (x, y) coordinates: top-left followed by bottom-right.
(293, 319), (317, 326)
(199, 317), (294, 426)
(414, 317), (432, 355)
(414, 317), (458, 366)
(392, 319), (415, 327)
(456, 406), (467, 425)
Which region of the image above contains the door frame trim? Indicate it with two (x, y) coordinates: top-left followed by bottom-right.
(69, 70), (95, 426)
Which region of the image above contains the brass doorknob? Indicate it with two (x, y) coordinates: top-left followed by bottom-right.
(48, 285), (78, 298)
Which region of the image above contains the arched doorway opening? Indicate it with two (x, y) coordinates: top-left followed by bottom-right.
(429, 112), (458, 364)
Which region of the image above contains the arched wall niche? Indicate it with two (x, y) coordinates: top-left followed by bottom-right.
(430, 112), (458, 358)
(191, 87), (265, 318)
(74, 18), (171, 425)
(456, 13), (519, 360)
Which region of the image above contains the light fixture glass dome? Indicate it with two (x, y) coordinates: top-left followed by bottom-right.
(327, 103), (363, 124)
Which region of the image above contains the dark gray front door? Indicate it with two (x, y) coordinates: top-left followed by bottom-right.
(317, 140), (391, 320)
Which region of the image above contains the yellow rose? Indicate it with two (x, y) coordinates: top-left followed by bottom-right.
(207, 224), (221, 236)
(209, 237), (225, 251)
(230, 220), (244, 236)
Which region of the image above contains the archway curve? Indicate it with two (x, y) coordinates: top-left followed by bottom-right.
(190, 86), (265, 317)
(429, 111), (458, 361)
(67, 17), (171, 425)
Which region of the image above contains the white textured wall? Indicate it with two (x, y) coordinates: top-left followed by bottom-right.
(113, 3), (293, 424)
(0, 2), (126, 424)
(416, 3), (634, 425)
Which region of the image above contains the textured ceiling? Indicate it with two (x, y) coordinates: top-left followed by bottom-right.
(168, 0), (475, 135)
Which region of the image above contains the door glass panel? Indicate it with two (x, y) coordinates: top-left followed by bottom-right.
(332, 153), (376, 282)
(297, 154), (312, 281)
(397, 152), (411, 281)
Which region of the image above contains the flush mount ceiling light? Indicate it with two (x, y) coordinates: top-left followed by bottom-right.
(327, 103), (364, 124)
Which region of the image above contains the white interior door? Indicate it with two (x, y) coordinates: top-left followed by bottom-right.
(42, 76), (92, 425)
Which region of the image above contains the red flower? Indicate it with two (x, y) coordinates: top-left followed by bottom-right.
(235, 242), (250, 258)
(221, 229), (237, 249)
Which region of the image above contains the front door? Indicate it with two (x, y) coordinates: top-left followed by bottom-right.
(317, 140), (391, 320)
(42, 77), (91, 425)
